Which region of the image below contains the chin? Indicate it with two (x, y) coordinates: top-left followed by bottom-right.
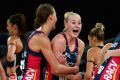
(72, 35), (78, 38)
(72, 32), (80, 37)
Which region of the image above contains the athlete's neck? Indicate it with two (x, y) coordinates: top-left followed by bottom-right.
(93, 42), (104, 47)
(37, 24), (52, 36)
(64, 32), (76, 45)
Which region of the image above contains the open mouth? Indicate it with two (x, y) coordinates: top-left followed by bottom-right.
(73, 30), (79, 33)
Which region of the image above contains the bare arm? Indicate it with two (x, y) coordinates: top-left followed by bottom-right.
(75, 39), (85, 66)
(108, 49), (120, 56)
(100, 43), (112, 63)
(0, 61), (7, 80)
(39, 35), (79, 76)
(51, 36), (83, 79)
(84, 49), (95, 80)
(51, 35), (68, 65)
(6, 36), (18, 79)
(7, 37), (16, 62)
(104, 49), (120, 61)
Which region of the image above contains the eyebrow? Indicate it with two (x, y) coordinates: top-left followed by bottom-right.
(70, 20), (81, 22)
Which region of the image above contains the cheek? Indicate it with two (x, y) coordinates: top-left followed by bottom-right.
(68, 28), (73, 32)
(53, 15), (57, 22)
(7, 26), (10, 31)
(68, 25), (73, 31)
(80, 25), (82, 30)
(55, 16), (57, 21)
(89, 40), (92, 44)
(88, 39), (92, 44)
(6, 26), (9, 30)
(89, 41), (92, 46)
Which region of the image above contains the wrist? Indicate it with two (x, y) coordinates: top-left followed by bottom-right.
(73, 66), (79, 73)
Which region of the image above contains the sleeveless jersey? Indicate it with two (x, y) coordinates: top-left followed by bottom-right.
(92, 46), (103, 79)
(59, 32), (78, 80)
(61, 32), (78, 67)
(94, 33), (120, 80)
(22, 30), (52, 80)
(15, 35), (27, 80)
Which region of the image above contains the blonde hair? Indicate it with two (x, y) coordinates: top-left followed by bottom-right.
(89, 22), (105, 41)
(95, 23), (105, 31)
(63, 11), (80, 31)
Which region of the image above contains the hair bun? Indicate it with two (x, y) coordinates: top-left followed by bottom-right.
(95, 23), (105, 31)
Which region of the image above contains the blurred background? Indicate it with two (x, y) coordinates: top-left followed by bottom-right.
(0, 0), (120, 73)
(0, 0), (120, 41)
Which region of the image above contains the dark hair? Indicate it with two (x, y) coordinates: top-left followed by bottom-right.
(89, 23), (105, 41)
(34, 3), (54, 28)
(8, 13), (27, 35)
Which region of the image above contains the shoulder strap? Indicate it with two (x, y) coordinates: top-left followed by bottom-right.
(75, 38), (78, 52)
(60, 32), (68, 45)
(97, 46), (103, 49)
(60, 32), (70, 52)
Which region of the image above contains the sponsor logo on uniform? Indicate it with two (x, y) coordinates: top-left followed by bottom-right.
(25, 68), (36, 80)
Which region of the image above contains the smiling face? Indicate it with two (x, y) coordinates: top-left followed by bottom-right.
(64, 14), (82, 38)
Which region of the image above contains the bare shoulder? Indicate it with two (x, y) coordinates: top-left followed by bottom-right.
(77, 38), (85, 48)
(51, 33), (66, 53)
(51, 33), (66, 44)
(31, 33), (52, 51)
(87, 47), (100, 56)
(7, 36), (19, 45)
(35, 33), (50, 44)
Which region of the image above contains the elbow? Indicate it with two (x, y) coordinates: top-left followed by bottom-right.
(7, 53), (14, 61)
